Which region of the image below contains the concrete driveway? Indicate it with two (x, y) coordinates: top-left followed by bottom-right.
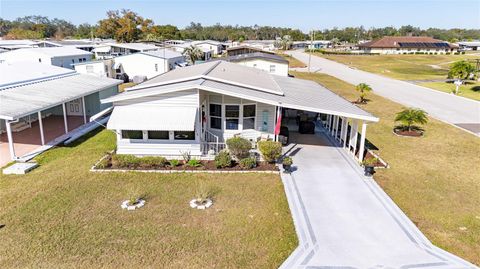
(286, 50), (480, 136)
(279, 130), (476, 269)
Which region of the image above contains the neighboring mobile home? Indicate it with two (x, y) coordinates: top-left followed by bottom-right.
(222, 52), (289, 76)
(0, 47), (93, 68)
(74, 50), (187, 81)
(0, 62), (122, 166)
(93, 42), (159, 59)
(102, 61), (378, 160)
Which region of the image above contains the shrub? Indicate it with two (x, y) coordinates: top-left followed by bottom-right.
(239, 157), (257, 169)
(215, 150), (232, 168)
(180, 150), (191, 163)
(111, 154), (140, 168)
(139, 156), (167, 168)
(226, 137), (252, 159)
(282, 157), (293, 166)
(257, 141), (282, 163)
(96, 155), (111, 169)
(362, 157), (378, 167)
(169, 159), (180, 167)
(187, 159), (202, 167)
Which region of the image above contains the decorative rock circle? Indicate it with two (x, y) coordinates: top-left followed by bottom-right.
(189, 198), (213, 210)
(121, 199), (146, 210)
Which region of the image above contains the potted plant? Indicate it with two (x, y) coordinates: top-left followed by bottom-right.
(362, 157), (378, 176)
(282, 157), (293, 173)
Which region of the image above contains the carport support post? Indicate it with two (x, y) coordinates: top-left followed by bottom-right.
(38, 111), (45, 145)
(5, 120), (16, 160)
(350, 120), (358, 158)
(82, 96), (87, 124)
(342, 118), (348, 148)
(358, 122), (367, 161)
(331, 116), (337, 137)
(334, 116), (340, 140)
(62, 103), (68, 134)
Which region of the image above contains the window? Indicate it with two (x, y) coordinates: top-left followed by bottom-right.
(209, 104), (222, 129)
(243, 104), (256, 130)
(225, 105), (239, 130)
(174, 131), (195, 140)
(155, 63), (158, 72)
(148, 130), (169, 140)
(269, 65), (276, 73)
(122, 130), (143, 139)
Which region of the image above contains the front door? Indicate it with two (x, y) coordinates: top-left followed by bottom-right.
(67, 98), (83, 116)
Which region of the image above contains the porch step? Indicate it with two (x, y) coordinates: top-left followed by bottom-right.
(11, 121), (29, 132)
(3, 162), (38, 175)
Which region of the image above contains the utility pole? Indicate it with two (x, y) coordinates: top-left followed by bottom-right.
(308, 30), (314, 73)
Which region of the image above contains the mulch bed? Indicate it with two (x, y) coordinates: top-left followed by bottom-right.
(96, 155), (278, 172)
(393, 128), (423, 137)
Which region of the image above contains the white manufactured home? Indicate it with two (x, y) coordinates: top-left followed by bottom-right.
(0, 47), (93, 69)
(102, 61), (378, 160)
(223, 52), (289, 76)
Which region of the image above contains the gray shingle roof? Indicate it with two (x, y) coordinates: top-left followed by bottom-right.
(104, 61), (378, 122)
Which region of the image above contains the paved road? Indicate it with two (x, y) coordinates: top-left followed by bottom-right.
(286, 50), (480, 136)
(280, 130), (477, 269)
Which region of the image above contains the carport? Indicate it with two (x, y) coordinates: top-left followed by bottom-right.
(0, 72), (121, 167)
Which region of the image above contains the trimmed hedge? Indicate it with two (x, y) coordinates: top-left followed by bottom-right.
(226, 137), (252, 160)
(239, 157), (257, 169)
(258, 141), (282, 163)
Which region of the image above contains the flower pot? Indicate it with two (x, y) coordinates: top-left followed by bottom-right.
(364, 165), (375, 176)
(283, 164), (291, 173)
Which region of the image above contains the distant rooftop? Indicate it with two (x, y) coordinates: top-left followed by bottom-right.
(141, 49), (184, 59)
(223, 52), (288, 64)
(0, 46), (93, 57)
(106, 42), (159, 51)
(359, 36), (456, 48)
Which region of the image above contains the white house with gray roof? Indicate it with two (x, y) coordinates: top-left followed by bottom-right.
(102, 61), (378, 160)
(74, 50), (187, 81)
(222, 52), (289, 76)
(0, 47), (93, 69)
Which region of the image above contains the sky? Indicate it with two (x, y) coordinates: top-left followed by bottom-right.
(0, 0), (479, 31)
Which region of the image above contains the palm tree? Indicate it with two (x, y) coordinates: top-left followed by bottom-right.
(394, 108), (428, 132)
(355, 83), (372, 103)
(183, 45), (203, 65)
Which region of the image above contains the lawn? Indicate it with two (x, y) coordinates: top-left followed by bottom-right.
(0, 129), (297, 268)
(315, 53), (478, 81)
(293, 71), (480, 265)
(278, 52), (307, 68)
(419, 81), (480, 101)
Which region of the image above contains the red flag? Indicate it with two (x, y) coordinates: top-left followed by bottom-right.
(274, 107), (282, 135)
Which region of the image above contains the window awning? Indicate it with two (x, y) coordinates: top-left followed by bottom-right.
(106, 106), (197, 131)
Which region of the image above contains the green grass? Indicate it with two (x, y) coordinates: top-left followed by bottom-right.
(293, 71), (480, 265)
(118, 82), (136, 92)
(419, 81), (480, 101)
(277, 52), (307, 68)
(315, 53), (478, 81)
(0, 129), (297, 268)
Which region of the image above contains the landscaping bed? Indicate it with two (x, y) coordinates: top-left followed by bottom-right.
(93, 153), (278, 172)
(0, 129), (297, 268)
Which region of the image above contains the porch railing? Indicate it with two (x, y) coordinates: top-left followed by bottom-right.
(202, 129), (225, 155)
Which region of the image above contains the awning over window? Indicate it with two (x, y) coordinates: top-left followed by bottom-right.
(106, 106), (197, 131)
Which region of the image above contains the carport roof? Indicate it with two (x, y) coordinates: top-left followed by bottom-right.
(0, 73), (122, 120)
(103, 61), (379, 122)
